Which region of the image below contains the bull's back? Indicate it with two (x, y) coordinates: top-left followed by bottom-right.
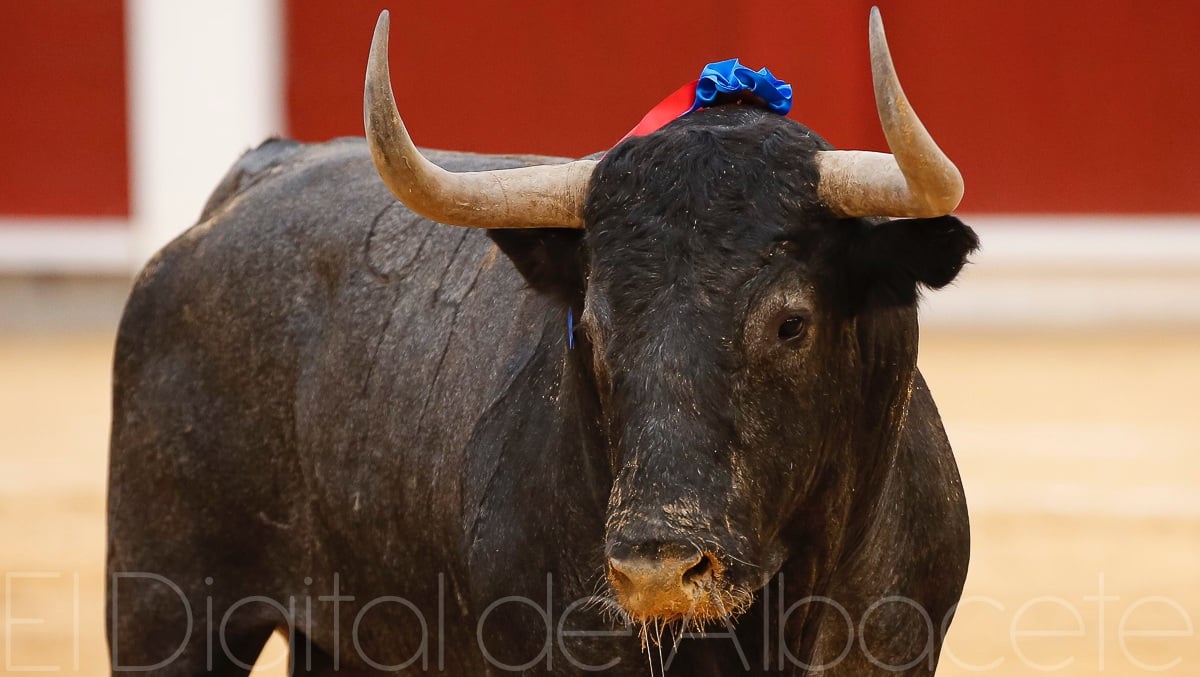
(108, 138), (562, 589)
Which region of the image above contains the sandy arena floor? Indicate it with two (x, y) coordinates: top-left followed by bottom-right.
(0, 327), (1196, 675)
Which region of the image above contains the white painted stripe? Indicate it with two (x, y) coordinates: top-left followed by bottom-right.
(4, 206), (1200, 329)
(0, 220), (133, 274)
(917, 217), (1200, 327)
(920, 267), (1200, 327)
(126, 0), (284, 268)
(3, 214), (1199, 329)
(961, 215), (1200, 269)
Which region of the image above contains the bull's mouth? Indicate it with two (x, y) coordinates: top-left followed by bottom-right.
(604, 550), (756, 630)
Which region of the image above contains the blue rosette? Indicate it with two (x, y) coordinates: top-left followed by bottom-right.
(691, 58), (793, 115)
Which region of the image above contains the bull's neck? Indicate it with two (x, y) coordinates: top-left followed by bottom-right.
(826, 311), (921, 580)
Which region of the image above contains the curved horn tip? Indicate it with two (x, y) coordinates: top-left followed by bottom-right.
(870, 6), (883, 32)
(368, 11), (391, 76)
(367, 10), (392, 92)
(869, 7), (888, 52)
(370, 11), (390, 62)
(365, 8), (399, 140)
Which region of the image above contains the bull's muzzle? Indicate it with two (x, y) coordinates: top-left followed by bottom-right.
(606, 542), (723, 621)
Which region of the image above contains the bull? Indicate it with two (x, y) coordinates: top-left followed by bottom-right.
(107, 8), (975, 675)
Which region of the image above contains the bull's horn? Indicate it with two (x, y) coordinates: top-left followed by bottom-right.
(815, 7), (964, 218)
(364, 11), (596, 229)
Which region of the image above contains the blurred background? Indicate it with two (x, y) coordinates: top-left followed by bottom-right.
(1, 0), (1197, 674)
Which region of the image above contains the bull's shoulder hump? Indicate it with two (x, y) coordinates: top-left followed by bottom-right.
(201, 138), (580, 221)
(134, 138), (578, 300)
(130, 137), (571, 301)
(198, 137), (306, 222)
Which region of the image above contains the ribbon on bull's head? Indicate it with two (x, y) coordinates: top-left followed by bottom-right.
(616, 59), (794, 143)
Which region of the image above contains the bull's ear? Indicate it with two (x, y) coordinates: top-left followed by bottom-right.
(849, 215), (979, 307)
(487, 229), (587, 305)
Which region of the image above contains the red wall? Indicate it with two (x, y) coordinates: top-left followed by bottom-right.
(2, 1), (1194, 219)
(286, 0), (1200, 213)
(0, 0), (129, 217)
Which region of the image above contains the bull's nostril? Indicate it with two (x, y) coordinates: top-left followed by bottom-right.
(682, 552), (715, 586)
(607, 559), (633, 589)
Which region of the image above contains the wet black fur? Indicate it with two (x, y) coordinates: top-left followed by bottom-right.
(108, 105), (976, 675)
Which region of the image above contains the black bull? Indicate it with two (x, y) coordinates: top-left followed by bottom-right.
(107, 76), (976, 677)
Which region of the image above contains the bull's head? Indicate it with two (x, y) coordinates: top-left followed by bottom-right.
(364, 9), (977, 627)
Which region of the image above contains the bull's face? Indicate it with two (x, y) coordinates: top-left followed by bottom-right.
(576, 107), (976, 625)
(362, 4), (976, 630)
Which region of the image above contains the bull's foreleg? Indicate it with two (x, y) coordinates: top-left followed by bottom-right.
(105, 571), (282, 676)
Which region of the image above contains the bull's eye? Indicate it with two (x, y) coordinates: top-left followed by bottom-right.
(777, 315), (807, 342)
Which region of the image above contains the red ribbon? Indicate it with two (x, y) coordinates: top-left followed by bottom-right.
(614, 80), (700, 145)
